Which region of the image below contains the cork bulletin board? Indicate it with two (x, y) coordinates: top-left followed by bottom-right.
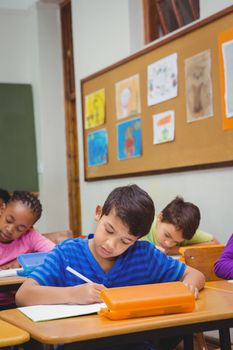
(81, 6), (233, 181)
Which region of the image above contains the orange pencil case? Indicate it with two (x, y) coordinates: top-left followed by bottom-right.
(98, 281), (195, 320)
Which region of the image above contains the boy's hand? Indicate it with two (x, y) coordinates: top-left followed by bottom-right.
(70, 283), (105, 304)
(183, 281), (199, 299)
(181, 265), (205, 299)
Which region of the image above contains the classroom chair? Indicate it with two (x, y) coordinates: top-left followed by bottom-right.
(183, 244), (225, 281)
(43, 230), (73, 244)
(182, 244), (226, 350)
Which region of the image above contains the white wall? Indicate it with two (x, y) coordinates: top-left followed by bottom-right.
(0, 2), (69, 233)
(200, 0), (233, 18)
(72, 0), (233, 242)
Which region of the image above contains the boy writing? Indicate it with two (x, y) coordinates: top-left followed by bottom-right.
(16, 185), (205, 306)
(143, 196), (219, 255)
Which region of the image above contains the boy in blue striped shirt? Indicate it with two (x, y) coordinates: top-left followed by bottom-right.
(16, 184), (204, 349)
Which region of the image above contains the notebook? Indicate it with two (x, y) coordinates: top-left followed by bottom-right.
(18, 303), (106, 322)
(99, 281), (195, 320)
(0, 268), (23, 277)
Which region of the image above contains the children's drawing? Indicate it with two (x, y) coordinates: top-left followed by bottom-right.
(147, 53), (178, 106)
(222, 39), (233, 119)
(117, 117), (141, 160)
(87, 129), (108, 167)
(153, 110), (175, 145)
(185, 50), (213, 122)
(218, 27), (233, 130)
(115, 74), (141, 119)
(85, 89), (105, 129)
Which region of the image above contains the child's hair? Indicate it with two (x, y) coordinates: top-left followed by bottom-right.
(8, 191), (42, 223)
(161, 196), (200, 240)
(101, 184), (155, 238)
(0, 188), (10, 203)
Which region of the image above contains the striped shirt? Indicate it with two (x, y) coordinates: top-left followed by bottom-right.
(29, 234), (186, 287)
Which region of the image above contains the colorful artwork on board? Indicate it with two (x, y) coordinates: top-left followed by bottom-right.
(115, 74), (141, 119)
(87, 129), (108, 167)
(85, 89), (105, 129)
(185, 50), (213, 123)
(153, 110), (175, 144)
(117, 117), (142, 160)
(218, 27), (233, 130)
(147, 53), (178, 106)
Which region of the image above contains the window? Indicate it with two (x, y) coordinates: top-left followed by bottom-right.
(143, 0), (200, 44)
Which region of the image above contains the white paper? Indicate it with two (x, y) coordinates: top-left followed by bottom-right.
(18, 302), (106, 322)
(222, 39), (233, 118)
(147, 53), (178, 106)
(0, 268), (23, 277)
(153, 110), (175, 144)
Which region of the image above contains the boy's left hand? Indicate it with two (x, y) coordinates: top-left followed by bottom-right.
(183, 281), (199, 299)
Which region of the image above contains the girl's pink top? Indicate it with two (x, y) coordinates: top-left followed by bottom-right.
(0, 229), (55, 306)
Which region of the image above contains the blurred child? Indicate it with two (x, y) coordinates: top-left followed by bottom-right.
(143, 196), (219, 255)
(0, 188), (10, 209)
(214, 234), (233, 280)
(0, 191), (55, 308)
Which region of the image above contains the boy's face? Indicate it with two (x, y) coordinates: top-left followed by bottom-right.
(156, 214), (184, 249)
(0, 202), (35, 243)
(91, 205), (137, 261)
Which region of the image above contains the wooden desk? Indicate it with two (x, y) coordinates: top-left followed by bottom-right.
(0, 275), (26, 292)
(0, 319), (29, 348)
(0, 281), (232, 350)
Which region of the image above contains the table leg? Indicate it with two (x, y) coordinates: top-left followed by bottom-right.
(183, 334), (194, 350)
(219, 328), (231, 350)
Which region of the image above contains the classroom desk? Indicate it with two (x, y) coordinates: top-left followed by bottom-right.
(0, 275), (26, 292)
(0, 281), (232, 350)
(0, 319), (30, 348)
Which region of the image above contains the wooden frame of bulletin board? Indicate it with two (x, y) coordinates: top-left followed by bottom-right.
(81, 6), (233, 181)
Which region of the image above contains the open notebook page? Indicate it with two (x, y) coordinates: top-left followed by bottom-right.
(18, 302), (106, 322)
(0, 268), (23, 277)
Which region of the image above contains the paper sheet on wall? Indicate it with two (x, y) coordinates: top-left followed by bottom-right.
(18, 302), (106, 322)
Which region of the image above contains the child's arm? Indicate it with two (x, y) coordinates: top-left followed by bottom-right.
(0, 259), (21, 269)
(15, 278), (105, 306)
(180, 265), (205, 299)
(214, 234), (233, 280)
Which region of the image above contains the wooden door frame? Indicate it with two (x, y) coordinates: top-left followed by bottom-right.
(60, 0), (81, 237)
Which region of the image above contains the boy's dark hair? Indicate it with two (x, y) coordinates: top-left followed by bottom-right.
(101, 184), (155, 237)
(0, 188), (10, 203)
(161, 196), (200, 240)
(8, 191), (42, 223)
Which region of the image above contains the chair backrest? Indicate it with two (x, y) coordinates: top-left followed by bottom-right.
(43, 230), (73, 244)
(183, 244), (225, 281)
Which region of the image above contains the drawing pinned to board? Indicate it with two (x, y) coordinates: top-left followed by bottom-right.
(218, 27), (233, 130)
(185, 50), (213, 123)
(222, 40), (233, 118)
(147, 53), (178, 106)
(87, 129), (108, 167)
(117, 117), (142, 160)
(115, 74), (141, 119)
(153, 110), (175, 145)
(85, 89), (105, 129)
